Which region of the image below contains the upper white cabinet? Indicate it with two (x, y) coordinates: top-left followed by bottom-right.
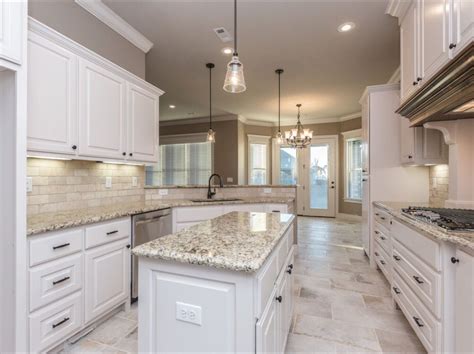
(391, 0), (473, 102)
(79, 59), (126, 160)
(27, 33), (78, 155)
(0, 0), (24, 64)
(27, 19), (163, 163)
(127, 83), (160, 162)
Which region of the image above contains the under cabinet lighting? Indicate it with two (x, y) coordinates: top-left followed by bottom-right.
(101, 161), (145, 166)
(27, 155), (72, 161)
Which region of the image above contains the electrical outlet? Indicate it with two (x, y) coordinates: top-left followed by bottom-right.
(132, 177), (138, 187)
(226, 177), (233, 183)
(176, 302), (202, 326)
(26, 177), (33, 193)
(158, 189), (168, 196)
(263, 188), (272, 194)
(105, 176), (112, 188)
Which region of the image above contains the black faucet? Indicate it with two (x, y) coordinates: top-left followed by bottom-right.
(207, 173), (224, 199)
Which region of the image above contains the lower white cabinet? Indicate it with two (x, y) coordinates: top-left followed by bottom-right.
(256, 290), (278, 353)
(85, 239), (130, 324)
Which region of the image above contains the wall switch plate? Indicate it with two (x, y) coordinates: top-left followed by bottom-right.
(132, 177), (138, 187)
(105, 176), (112, 188)
(226, 177), (233, 183)
(263, 188), (272, 194)
(158, 189), (168, 196)
(176, 302), (202, 326)
(26, 177), (33, 193)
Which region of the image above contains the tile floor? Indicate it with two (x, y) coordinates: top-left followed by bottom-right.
(62, 216), (426, 353)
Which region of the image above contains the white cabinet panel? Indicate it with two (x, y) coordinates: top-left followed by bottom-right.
(401, 1), (419, 101)
(400, 123), (448, 165)
(85, 239), (129, 324)
(0, 0), (23, 64)
(420, 0), (450, 80)
(127, 83), (159, 162)
(79, 59), (126, 159)
(256, 290), (278, 354)
(361, 98), (369, 173)
(27, 33), (78, 155)
(451, 0), (474, 56)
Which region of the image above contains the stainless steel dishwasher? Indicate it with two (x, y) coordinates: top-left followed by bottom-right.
(131, 208), (172, 301)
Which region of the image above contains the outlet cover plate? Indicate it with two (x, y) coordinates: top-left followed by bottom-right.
(263, 188), (272, 194)
(158, 189), (168, 196)
(176, 302), (202, 326)
(132, 177), (138, 187)
(26, 177), (33, 193)
(105, 176), (112, 188)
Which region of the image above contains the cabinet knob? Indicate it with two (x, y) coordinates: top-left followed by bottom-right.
(449, 43), (457, 49)
(72, 145), (77, 150)
(393, 255), (401, 261)
(126, 244), (131, 249)
(122, 152), (126, 156)
(451, 257), (459, 264)
(275, 295), (282, 303)
(288, 264), (294, 269)
(392, 286), (401, 294)
(129, 153), (133, 157)
(408, 155), (413, 159)
(413, 81), (418, 86)
(417, 77), (422, 82)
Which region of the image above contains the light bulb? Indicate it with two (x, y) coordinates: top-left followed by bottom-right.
(207, 128), (216, 143)
(291, 128), (297, 137)
(276, 131), (283, 145)
(285, 131), (291, 139)
(223, 55), (246, 93)
(308, 131), (313, 138)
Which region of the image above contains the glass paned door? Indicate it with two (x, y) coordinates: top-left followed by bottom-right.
(279, 147), (298, 185)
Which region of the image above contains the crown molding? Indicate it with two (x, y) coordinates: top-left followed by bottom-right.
(359, 83), (400, 104)
(339, 112), (362, 121)
(387, 66), (401, 84)
(385, 0), (411, 23)
(160, 114), (238, 126)
(75, 0), (153, 53)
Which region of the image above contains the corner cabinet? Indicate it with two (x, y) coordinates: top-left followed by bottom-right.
(27, 19), (163, 164)
(0, 0), (24, 64)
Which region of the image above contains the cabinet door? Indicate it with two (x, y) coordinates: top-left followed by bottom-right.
(361, 176), (370, 256)
(27, 33), (78, 155)
(361, 98), (369, 174)
(451, 0), (474, 56)
(85, 239), (129, 324)
(420, 128), (448, 163)
(127, 83), (159, 162)
(400, 118), (416, 163)
(256, 293), (278, 354)
(455, 249), (474, 353)
(79, 59), (126, 159)
(420, 0), (450, 81)
(0, 0), (23, 64)
(401, 1), (419, 101)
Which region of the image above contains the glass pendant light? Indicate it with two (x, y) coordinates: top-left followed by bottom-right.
(206, 63), (216, 143)
(275, 69), (284, 144)
(223, 0), (246, 93)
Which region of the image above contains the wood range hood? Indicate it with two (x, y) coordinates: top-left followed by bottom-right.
(396, 43), (474, 127)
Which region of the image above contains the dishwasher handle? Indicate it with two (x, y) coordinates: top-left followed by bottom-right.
(135, 215), (169, 226)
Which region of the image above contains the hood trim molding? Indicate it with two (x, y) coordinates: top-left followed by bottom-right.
(396, 43), (474, 127)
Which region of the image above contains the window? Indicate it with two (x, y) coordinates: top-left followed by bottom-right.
(248, 135), (270, 185)
(146, 133), (213, 186)
(343, 129), (362, 202)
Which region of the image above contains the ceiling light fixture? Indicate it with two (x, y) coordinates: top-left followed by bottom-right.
(221, 47), (233, 55)
(275, 68), (284, 145)
(338, 22), (355, 32)
(169, 104), (176, 109)
(223, 0), (246, 93)
(206, 63), (216, 143)
(285, 104), (313, 149)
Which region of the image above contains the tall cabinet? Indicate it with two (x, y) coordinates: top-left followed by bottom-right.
(359, 84), (430, 262)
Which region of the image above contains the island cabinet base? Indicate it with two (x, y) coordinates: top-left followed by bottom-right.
(137, 226), (295, 353)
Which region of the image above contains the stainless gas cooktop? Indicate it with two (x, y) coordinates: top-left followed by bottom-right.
(402, 207), (474, 232)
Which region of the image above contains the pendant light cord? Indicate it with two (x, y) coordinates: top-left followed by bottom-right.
(209, 65), (212, 130)
(278, 71), (281, 132)
(234, 0), (238, 55)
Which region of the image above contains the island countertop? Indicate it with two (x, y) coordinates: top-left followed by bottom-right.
(132, 211), (295, 272)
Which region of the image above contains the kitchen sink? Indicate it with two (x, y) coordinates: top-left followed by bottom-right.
(190, 198), (243, 203)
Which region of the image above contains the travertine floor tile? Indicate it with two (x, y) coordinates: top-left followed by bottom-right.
(285, 333), (336, 353)
(87, 316), (137, 346)
(375, 329), (426, 353)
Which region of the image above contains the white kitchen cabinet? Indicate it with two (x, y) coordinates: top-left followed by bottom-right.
(27, 33), (78, 155)
(256, 293), (278, 354)
(454, 249), (474, 353)
(276, 252), (294, 353)
(400, 1), (419, 101)
(0, 0), (23, 64)
(451, 0), (474, 57)
(127, 83), (160, 162)
(361, 97), (369, 174)
(400, 121), (448, 165)
(84, 238), (130, 324)
(79, 58), (126, 160)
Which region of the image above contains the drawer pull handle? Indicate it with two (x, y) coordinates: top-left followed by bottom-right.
(374, 252), (379, 257)
(451, 257), (459, 264)
(392, 287), (401, 294)
(380, 236), (386, 241)
(380, 260), (386, 265)
(52, 276), (70, 286)
(374, 231), (380, 235)
(413, 316), (424, 327)
(286, 268), (292, 274)
(393, 255), (401, 261)
(52, 317), (70, 329)
(380, 216), (386, 220)
(52, 243), (70, 250)
(413, 276), (424, 284)
(275, 296), (283, 303)
(272, 210), (281, 213)
(106, 230), (119, 235)
(288, 264), (294, 270)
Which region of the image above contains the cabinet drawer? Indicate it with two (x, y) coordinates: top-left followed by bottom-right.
(373, 224), (391, 255)
(392, 272), (441, 353)
(391, 220), (440, 271)
(373, 209), (391, 230)
(392, 239), (441, 318)
(276, 225), (293, 271)
(174, 206), (223, 223)
(266, 204), (288, 213)
(374, 242), (391, 282)
(223, 204), (265, 213)
(29, 228), (83, 267)
(256, 252), (279, 318)
(29, 253), (83, 312)
(29, 291), (82, 352)
(85, 218), (130, 249)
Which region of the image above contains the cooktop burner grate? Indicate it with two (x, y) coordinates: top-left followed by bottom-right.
(402, 207), (474, 231)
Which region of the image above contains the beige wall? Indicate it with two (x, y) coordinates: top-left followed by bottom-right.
(28, 0), (146, 78)
(429, 165), (449, 207)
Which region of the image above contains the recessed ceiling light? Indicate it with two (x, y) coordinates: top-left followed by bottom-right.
(221, 47), (233, 55)
(169, 105), (176, 109)
(338, 22), (355, 32)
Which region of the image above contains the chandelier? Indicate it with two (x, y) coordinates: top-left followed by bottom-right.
(285, 104), (313, 148)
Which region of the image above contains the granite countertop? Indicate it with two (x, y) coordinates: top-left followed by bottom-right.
(27, 197), (295, 236)
(145, 184), (298, 189)
(132, 211), (295, 272)
(373, 201), (474, 251)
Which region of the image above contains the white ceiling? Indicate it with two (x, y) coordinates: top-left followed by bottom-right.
(104, 0), (400, 124)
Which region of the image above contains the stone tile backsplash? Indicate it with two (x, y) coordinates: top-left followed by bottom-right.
(27, 158), (145, 215)
(429, 164), (449, 207)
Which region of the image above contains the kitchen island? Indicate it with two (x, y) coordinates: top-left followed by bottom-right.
(132, 211), (296, 353)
